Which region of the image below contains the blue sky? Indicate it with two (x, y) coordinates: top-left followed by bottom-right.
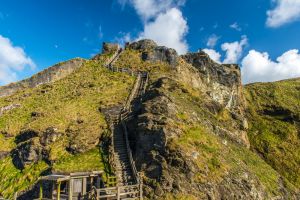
(1, 0), (300, 85)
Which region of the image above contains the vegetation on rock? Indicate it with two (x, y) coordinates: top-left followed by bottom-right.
(245, 78), (300, 188)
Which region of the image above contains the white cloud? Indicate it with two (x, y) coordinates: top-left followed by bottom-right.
(120, 0), (185, 20)
(266, 0), (300, 27)
(138, 8), (188, 54)
(222, 36), (248, 64)
(119, 0), (188, 54)
(114, 32), (132, 46)
(202, 36), (248, 64)
(0, 35), (35, 85)
(202, 49), (221, 63)
(206, 34), (220, 48)
(242, 49), (300, 83)
(230, 22), (242, 31)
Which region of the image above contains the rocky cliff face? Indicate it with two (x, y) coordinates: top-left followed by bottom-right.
(178, 51), (249, 147)
(181, 52), (245, 114)
(114, 39), (299, 199)
(123, 40), (248, 147)
(0, 58), (85, 97)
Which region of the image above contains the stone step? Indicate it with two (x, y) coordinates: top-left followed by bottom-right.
(114, 145), (126, 148)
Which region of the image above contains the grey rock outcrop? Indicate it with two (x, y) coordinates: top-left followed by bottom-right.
(11, 127), (63, 169)
(142, 46), (178, 66)
(126, 39), (158, 51)
(0, 58), (85, 98)
(178, 51), (249, 147)
(180, 51), (244, 113)
(12, 139), (44, 168)
(40, 127), (63, 146)
(126, 39), (178, 66)
(102, 42), (119, 54)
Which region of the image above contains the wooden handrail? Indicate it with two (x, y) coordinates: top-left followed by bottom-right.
(102, 47), (148, 199)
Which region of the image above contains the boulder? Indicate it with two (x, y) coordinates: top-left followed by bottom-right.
(142, 46), (178, 66)
(126, 39), (178, 66)
(126, 39), (158, 51)
(11, 127), (63, 169)
(40, 127), (63, 146)
(102, 42), (119, 54)
(12, 139), (43, 169)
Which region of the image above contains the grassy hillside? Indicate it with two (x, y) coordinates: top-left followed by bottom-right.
(0, 59), (135, 198)
(244, 78), (300, 188)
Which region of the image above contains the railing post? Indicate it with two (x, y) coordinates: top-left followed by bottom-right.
(39, 181), (43, 200)
(96, 189), (99, 200)
(68, 179), (73, 200)
(83, 177), (87, 195)
(117, 186), (120, 200)
(13, 192), (17, 200)
(57, 181), (61, 200)
(139, 183), (143, 200)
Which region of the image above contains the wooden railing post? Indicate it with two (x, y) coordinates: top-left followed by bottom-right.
(117, 186), (120, 200)
(39, 182), (43, 200)
(96, 189), (99, 200)
(83, 177), (87, 195)
(139, 183), (143, 200)
(57, 181), (61, 200)
(68, 179), (73, 200)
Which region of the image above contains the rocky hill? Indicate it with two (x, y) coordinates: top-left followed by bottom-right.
(0, 39), (299, 199)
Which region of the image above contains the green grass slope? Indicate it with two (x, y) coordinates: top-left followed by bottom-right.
(244, 78), (300, 188)
(0, 58), (134, 198)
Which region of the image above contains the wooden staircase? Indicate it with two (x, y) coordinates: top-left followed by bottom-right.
(95, 46), (148, 199)
(114, 123), (135, 185)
